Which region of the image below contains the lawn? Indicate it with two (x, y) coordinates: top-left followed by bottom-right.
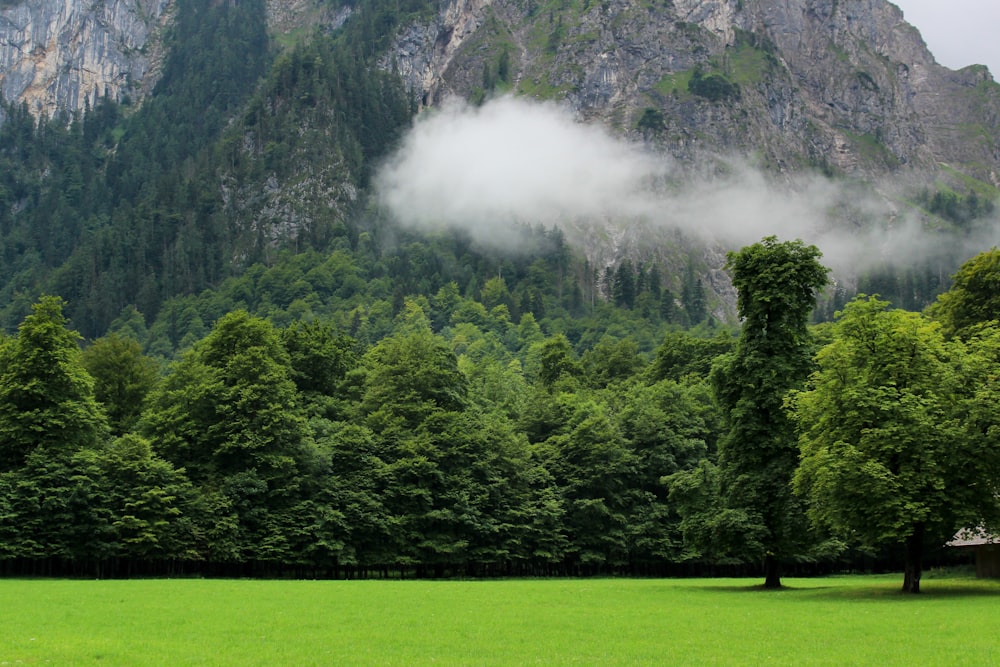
(3, 574), (999, 665)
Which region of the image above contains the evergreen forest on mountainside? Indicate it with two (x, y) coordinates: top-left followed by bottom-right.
(0, 0), (999, 583)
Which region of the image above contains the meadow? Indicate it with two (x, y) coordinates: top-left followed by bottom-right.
(3, 574), (999, 665)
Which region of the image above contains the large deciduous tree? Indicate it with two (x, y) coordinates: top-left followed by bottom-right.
(792, 297), (1000, 593)
(712, 237), (829, 588)
(141, 310), (313, 563)
(144, 310), (308, 483)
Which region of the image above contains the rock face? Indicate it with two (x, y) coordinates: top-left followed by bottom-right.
(385, 0), (1000, 184)
(2, 0), (997, 187)
(0, 0), (171, 116)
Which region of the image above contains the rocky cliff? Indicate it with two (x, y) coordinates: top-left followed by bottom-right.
(3, 0), (997, 187)
(385, 0), (1000, 185)
(0, 0), (171, 116)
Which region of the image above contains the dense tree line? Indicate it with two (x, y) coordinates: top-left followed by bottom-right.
(1, 245), (998, 585)
(0, 294), (725, 577)
(85, 224), (700, 363)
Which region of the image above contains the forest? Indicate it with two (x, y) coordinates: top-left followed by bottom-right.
(0, 243), (998, 588)
(0, 0), (999, 586)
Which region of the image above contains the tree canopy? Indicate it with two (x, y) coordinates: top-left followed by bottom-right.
(3, 238), (1000, 583)
(793, 296), (1000, 593)
(712, 237), (829, 588)
(0, 296), (108, 471)
(928, 247), (1000, 338)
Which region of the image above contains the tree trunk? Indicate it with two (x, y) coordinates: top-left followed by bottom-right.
(902, 524), (924, 594)
(763, 553), (782, 589)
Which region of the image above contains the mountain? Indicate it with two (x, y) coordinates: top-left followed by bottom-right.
(0, 0), (998, 342)
(4, 0), (998, 181)
(0, 0), (170, 118)
(388, 0), (1000, 181)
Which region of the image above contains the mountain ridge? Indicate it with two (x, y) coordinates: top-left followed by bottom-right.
(0, 0), (998, 340)
(381, 0), (1000, 184)
(3, 0), (998, 186)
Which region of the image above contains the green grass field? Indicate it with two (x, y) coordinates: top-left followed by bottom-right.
(3, 574), (999, 665)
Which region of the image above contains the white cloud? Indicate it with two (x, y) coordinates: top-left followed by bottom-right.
(375, 96), (999, 273)
(375, 97), (669, 242)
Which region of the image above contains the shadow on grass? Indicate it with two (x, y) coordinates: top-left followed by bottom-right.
(692, 579), (1000, 599)
(809, 584), (1000, 600)
(787, 577), (1000, 601)
(691, 584), (832, 594)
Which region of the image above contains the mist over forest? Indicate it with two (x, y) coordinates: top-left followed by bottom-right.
(378, 95), (1000, 278)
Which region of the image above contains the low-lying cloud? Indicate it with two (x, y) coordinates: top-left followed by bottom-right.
(375, 96), (998, 273)
(376, 97), (668, 240)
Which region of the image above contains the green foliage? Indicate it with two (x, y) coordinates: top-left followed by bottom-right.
(144, 311), (308, 483)
(916, 187), (995, 227)
(81, 435), (202, 562)
(636, 107), (665, 136)
(666, 459), (767, 563)
(0, 255), (994, 579)
(0, 297), (109, 471)
(535, 395), (633, 568)
(281, 319), (359, 408)
(712, 237), (829, 586)
(618, 379), (716, 562)
(141, 310), (313, 562)
(82, 333), (160, 435)
(725, 30), (779, 86)
(851, 255), (951, 315)
(688, 68), (741, 102)
(581, 337), (645, 387)
(792, 296), (1000, 592)
(649, 330), (734, 382)
(361, 328), (468, 431)
(534, 333), (583, 388)
(928, 247), (1000, 338)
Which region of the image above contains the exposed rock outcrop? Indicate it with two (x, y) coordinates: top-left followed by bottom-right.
(2, 0), (997, 187)
(384, 0), (1000, 184)
(0, 0), (171, 116)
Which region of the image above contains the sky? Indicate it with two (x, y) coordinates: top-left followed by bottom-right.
(892, 0), (1000, 75)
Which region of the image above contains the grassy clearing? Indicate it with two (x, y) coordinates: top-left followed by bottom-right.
(3, 575), (999, 665)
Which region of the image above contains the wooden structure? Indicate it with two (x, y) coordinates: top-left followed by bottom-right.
(948, 528), (1000, 578)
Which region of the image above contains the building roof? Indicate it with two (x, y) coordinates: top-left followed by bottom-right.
(948, 526), (999, 548)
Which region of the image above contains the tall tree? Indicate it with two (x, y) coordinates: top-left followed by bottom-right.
(359, 329), (479, 572)
(617, 379), (714, 565)
(681, 263), (707, 324)
(0, 297), (109, 471)
(81, 434), (201, 567)
(612, 261), (636, 308)
(536, 395), (633, 571)
(712, 237), (829, 588)
(792, 297), (1000, 593)
(141, 310), (313, 563)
